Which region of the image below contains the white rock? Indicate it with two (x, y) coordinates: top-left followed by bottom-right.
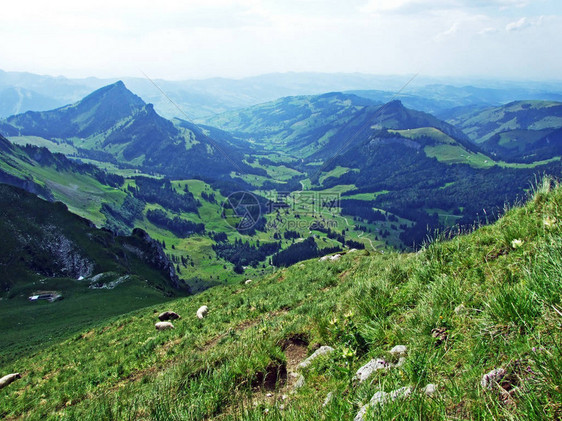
(354, 404), (368, 421)
(330, 254), (342, 261)
(481, 368), (506, 390)
(266, 393), (273, 397)
(298, 346), (335, 369)
(319, 256), (330, 262)
(354, 359), (389, 383)
(349, 248), (358, 253)
(389, 345), (408, 357)
(245, 279), (253, 285)
(155, 321), (174, 331)
(371, 386), (412, 406)
(323, 391), (334, 407)
(393, 357), (406, 368)
(355, 387), (412, 421)
(196, 305), (209, 319)
(294, 374), (305, 389)
(423, 383), (437, 396)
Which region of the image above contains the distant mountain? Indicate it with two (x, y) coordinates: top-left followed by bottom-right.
(3, 68), (562, 120)
(451, 100), (562, 163)
(202, 94), (473, 158)
(0, 82), (257, 179)
(200, 92), (376, 156)
(0, 87), (62, 117)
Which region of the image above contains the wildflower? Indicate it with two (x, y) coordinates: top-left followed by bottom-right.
(543, 216), (557, 228)
(342, 347), (355, 358)
(329, 317), (338, 326)
(344, 310), (354, 319)
(511, 239), (524, 249)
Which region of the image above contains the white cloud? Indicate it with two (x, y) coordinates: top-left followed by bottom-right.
(506, 16), (544, 31)
(434, 22), (460, 41)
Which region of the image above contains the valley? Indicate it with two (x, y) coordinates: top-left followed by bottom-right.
(1, 74), (562, 420)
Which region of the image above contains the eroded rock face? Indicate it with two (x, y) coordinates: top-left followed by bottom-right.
(40, 227), (94, 279)
(128, 228), (180, 288)
(298, 346), (335, 369)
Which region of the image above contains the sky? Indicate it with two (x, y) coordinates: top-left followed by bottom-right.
(1, 0), (561, 81)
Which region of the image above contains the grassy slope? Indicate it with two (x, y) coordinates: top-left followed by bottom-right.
(2, 179), (562, 420)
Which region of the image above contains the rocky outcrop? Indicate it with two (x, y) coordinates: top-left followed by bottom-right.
(127, 228), (180, 289)
(298, 346), (335, 369)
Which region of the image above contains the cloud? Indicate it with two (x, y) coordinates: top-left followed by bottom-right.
(360, 0), (530, 15)
(506, 16), (544, 31)
(434, 22), (460, 41)
(478, 27), (498, 35)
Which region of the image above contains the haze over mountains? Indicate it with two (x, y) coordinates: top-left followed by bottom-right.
(2, 68), (562, 120)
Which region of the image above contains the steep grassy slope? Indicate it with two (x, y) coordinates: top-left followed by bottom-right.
(1, 178), (562, 420)
(0, 183), (188, 360)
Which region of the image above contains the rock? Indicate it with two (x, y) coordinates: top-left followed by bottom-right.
(423, 383), (437, 396)
(349, 248), (358, 253)
(481, 368), (506, 390)
(158, 311), (180, 321)
(266, 393), (273, 397)
(294, 373), (305, 389)
(298, 346), (335, 369)
(130, 228), (180, 288)
(330, 254), (341, 261)
(393, 357), (406, 368)
(245, 279), (253, 285)
(196, 305), (209, 319)
(323, 391), (334, 407)
(372, 386), (412, 405)
(155, 321), (174, 331)
(0, 373), (21, 389)
(319, 256), (330, 262)
(354, 404), (368, 421)
(389, 345), (407, 357)
(354, 359), (389, 383)
(354, 387), (412, 421)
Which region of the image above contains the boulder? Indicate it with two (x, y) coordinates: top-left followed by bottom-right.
(0, 373), (21, 389)
(158, 311), (180, 321)
(389, 345), (407, 357)
(298, 346), (335, 369)
(155, 321), (174, 331)
(355, 387), (412, 421)
(423, 383), (437, 396)
(330, 254), (341, 261)
(196, 305), (209, 319)
(354, 359), (389, 383)
(245, 279), (253, 285)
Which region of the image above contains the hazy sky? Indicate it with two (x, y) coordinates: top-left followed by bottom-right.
(1, 0), (561, 81)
